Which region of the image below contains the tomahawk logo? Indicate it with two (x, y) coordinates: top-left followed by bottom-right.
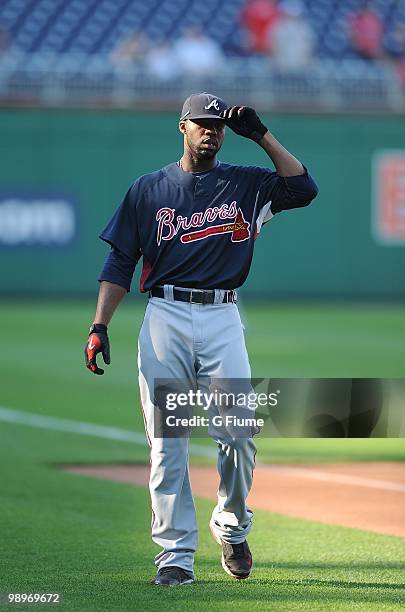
(204, 99), (220, 111)
(156, 202), (250, 246)
(181, 209), (250, 244)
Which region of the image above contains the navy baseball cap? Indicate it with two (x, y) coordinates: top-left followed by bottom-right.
(180, 92), (227, 121)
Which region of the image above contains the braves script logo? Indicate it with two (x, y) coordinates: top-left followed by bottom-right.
(204, 99), (220, 111)
(156, 202), (250, 246)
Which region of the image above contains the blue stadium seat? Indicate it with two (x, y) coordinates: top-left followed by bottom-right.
(0, 0), (401, 60)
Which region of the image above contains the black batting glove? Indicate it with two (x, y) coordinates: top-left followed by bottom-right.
(84, 323), (110, 375)
(221, 106), (268, 143)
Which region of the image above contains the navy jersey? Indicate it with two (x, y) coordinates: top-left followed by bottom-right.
(99, 161), (318, 292)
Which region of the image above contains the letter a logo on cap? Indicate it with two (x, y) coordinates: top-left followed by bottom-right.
(204, 99), (220, 111)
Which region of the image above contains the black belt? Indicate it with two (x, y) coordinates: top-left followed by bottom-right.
(149, 286), (237, 304)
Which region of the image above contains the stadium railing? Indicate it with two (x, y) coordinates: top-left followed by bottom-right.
(0, 53), (403, 113)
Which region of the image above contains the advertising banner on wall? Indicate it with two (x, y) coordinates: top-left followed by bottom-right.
(0, 193), (76, 247)
(373, 151), (405, 245)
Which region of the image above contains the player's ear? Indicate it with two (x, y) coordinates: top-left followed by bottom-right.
(179, 120), (187, 135)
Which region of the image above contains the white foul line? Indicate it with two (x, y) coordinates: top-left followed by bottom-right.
(0, 406), (216, 458)
(1, 406), (404, 491)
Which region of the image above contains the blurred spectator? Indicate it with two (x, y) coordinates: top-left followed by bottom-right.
(385, 23), (405, 60)
(173, 29), (224, 76)
(0, 24), (18, 59)
(0, 24), (22, 66)
(396, 61), (405, 91)
(350, 4), (384, 60)
(145, 42), (180, 81)
(0, 26), (11, 53)
(241, 0), (281, 53)
(385, 23), (405, 90)
(110, 32), (148, 68)
(223, 29), (252, 57)
(271, 1), (315, 71)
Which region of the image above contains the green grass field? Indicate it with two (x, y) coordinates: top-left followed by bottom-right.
(1, 299), (404, 610)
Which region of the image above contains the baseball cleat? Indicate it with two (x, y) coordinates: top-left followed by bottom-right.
(151, 566), (195, 587)
(209, 519), (253, 579)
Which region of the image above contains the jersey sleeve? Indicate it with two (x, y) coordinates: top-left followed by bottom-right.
(254, 166), (319, 217)
(99, 183), (142, 264)
(98, 246), (137, 292)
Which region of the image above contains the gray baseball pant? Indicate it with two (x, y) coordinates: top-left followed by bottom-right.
(138, 287), (256, 574)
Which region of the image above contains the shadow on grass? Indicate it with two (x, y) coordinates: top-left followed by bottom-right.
(251, 560), (405, 572)
(123, 577), (405, 608)
(181, 559), (405, 602)
(256, 578), (405, 591)
(63, 560), (405, 609)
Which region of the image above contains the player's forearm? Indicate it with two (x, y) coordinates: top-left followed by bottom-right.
(259, 131), (304, 177)
(93, 281), (126, 326)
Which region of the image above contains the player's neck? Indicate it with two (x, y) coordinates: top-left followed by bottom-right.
(180, 154), (217, 173)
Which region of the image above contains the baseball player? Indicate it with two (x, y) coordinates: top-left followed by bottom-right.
(84, 93), (318, 586)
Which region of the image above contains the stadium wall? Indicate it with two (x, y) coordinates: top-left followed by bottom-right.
(0, 109), (404, 298)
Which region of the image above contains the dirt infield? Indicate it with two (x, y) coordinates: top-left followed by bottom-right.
(64, 462), (405, 539)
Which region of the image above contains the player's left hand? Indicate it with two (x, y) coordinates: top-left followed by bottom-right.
(221, 106), (268, 143)
(84, 323), (110, 375)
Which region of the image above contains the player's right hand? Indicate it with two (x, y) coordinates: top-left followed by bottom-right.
(84, 323), (110, 375)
